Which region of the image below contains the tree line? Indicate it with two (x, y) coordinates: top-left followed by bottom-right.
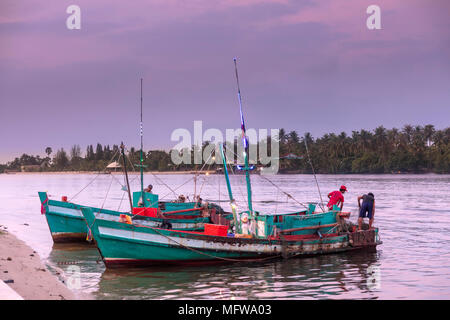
(1, 124), (449, 174)
(277, 124), (449, 173)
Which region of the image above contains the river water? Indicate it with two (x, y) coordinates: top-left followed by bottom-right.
(0, 173), (449, 299)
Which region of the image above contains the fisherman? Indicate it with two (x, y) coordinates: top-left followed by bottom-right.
(327, 185), (347, 210)
(138, 184), (153, 207)
(357, 192), (375, 230)
(144, 184), (153, 193)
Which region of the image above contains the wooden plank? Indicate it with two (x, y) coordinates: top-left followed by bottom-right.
(161, 207), (203, 215)
(280, 223), (338, 233)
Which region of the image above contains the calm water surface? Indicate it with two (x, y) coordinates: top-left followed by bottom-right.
(1, 173), (449, 299)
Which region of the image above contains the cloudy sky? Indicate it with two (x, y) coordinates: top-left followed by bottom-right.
(1, 0), (449, 162)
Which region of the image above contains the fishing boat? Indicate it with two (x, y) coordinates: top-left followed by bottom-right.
(79, 59), (382, 267)
(81, 205), (379, 267)
(39, 79), (229, 243)
(39, 190), (224, 243)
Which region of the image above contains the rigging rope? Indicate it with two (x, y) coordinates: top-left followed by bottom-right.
(68, 148), (121, 201)
(101, 174), (115, 209)
(193, 147), (215, 201)
(224, 146), (311, 212)
(256, 174), (309, 210)
(304, 135), (325, 212)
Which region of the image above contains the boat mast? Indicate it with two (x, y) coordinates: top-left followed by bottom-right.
(233, 58), (253, 216)
(120, 142), (133, 212)
(304, 134), (325, 212)
(219, 143), (239, 232)
(139, 78), (145, 207)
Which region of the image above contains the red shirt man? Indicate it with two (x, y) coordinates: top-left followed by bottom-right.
(327, 185), (347, 210)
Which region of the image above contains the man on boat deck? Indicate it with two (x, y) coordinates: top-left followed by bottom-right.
(358, 192), (375, 230)
(327, 185), (347, 210)
(144, 184), (153, 193)
(138, 185), (153, 206)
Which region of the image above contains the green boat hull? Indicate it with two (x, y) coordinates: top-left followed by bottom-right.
(81, 206), (380, 267)
(38, 192), (216, 243)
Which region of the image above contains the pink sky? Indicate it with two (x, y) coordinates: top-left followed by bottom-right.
(1, 0), (449, 162)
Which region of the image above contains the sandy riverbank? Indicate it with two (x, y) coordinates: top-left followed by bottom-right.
(0, 229), (81, 300)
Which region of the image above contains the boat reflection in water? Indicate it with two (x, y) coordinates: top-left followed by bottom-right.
(71, 250), (381, 299)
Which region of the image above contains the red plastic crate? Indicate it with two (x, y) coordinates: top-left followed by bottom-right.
(204, 223), (228, 237)
(132, 207), (158, 218)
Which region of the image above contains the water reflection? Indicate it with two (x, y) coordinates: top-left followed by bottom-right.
(2, 173), (449, 299)
(68, 251), (382, 300)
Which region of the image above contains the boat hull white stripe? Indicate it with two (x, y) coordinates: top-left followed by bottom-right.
(48, 205), (82, 218)
(95, 214), (203, 230)
(98, 226), (283, 253)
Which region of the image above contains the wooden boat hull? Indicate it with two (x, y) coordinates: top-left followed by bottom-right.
(81, 207), (381, 268)
(40, 195), (91, 243)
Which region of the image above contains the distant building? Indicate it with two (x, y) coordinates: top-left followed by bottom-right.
(105, 161), (122, 173)
(21, 165), (41, 172)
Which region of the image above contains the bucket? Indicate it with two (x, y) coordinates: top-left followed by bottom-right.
(61, 196), (68, 202)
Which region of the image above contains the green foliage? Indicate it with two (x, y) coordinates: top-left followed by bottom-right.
(277, 124), (449, 173)
(1, 125), (448, 174)
(53, 148), (69, 170)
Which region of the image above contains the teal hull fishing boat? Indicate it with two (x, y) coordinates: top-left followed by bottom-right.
(39, 191), (219, 243)
(78, 59), (382, 267)
(81, 205), (380, 267)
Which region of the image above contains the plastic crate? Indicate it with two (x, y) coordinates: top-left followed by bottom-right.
(132, 207), (158, 217)
(204, 223), (228, 237)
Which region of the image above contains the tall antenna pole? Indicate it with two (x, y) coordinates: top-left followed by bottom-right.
(233, 57), (253, 215)
(220, 143), (239, 232)
(139, 78), (146, 207)
(121, 142), (133, 212)
(304, 134), (325, 212)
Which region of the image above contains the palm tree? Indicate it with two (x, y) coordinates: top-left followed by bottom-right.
(402, 124), (413, 146)
(387, 128), (399, 149)
(360, 129), (372, 152)
(424, 124), (435, 147)
(45, 147), (52, 157)
(277, 128), (288, 145)
(44, 147), (53, 167)
(287, 131), (300, 154)
(351, 130), (361, 155)
(433, 130), (444, 150)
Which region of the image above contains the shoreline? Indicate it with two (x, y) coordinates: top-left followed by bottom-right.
(0, 229), (82, 300)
